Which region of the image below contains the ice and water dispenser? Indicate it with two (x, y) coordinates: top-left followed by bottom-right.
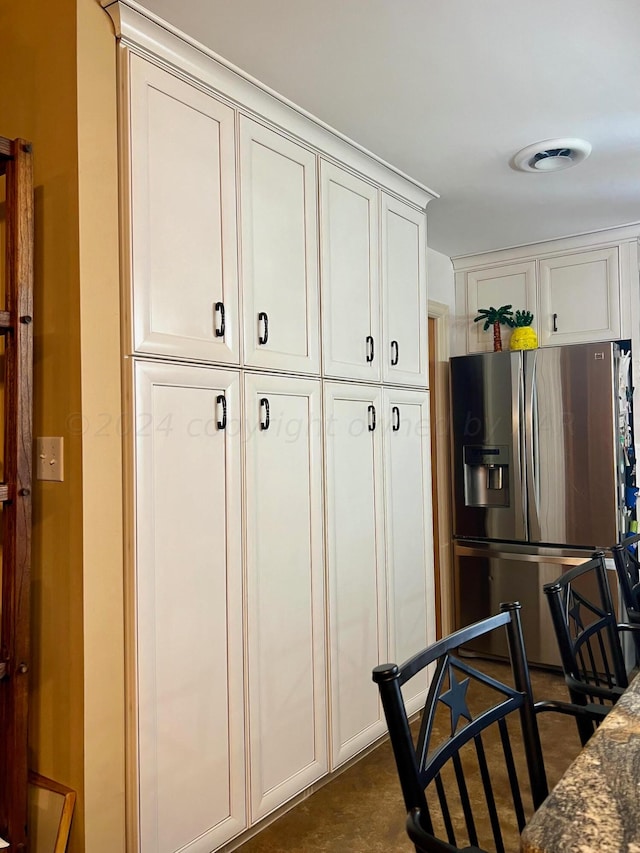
(463, 445), (510, 508)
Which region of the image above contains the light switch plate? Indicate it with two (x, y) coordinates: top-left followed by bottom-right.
(36, 437), (64, 482)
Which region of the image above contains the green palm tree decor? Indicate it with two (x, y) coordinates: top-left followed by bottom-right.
(474, 304), (514, 351)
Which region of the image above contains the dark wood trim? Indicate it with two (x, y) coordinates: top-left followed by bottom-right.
(0, 135), (33, 850)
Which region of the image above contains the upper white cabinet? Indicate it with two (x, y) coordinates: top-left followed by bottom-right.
(239, 118), (320, 374)
(464, 261), (537, 353)
(454, 231), (637, 356)
(320, 161), (381, 382)
(538, 246), (620, 346)
(243, 373), (327, 821)
(128, 55), (240, 363)
(134, 361), (245, 853)
(381, 195), (428, 385)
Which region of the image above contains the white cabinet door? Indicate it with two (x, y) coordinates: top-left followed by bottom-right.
(382, 195), (428, 386)
(134, 361), (245, 853)
(538, 247), (620, 346)
(465, 261), (537, 353)
(128, 55), (239, 363)
(382, 388), (436, 715)
(324, 382), (386, 767)
(320, 161), (380, 382)
(244, 373), (327, 820)
(240, 118), (320, 374)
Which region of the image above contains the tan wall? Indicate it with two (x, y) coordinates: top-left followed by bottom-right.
(76, 2), (125, 850)
(0, 1), (125, 850)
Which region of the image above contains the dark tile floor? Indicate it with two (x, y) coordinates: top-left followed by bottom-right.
(237, 662), (583, 853)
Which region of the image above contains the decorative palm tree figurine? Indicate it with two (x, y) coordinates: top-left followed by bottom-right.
(474, 304), (513, 351)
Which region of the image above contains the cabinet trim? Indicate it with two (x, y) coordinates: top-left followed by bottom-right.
(452, 224), (640, 270)
(103, 0), (437, 210)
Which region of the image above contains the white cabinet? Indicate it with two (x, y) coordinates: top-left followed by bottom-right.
(464, 261), (537, 353)
(134, 361), (245, 853)
(320, 161), (380, 382)
(323, 382), (387, 767)
(382, 388), (436, 714)
(538, 246), (620, 346)
(128, 55), (240, 364)
(243, 373), (327, 820)
(381, 195), (428, 386)
(239, 118), (320, 374)
(455, 236), (633, 356)
(114, 22), (437, 852)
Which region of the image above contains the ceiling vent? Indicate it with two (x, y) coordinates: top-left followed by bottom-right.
(512, 138), (592, 173)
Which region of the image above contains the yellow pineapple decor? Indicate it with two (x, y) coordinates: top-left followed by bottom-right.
(507, 310), (538, 350)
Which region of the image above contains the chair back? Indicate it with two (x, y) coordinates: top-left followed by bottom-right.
(543, 553), (628, 715)
(372, 602), (548, 853)
(611, 532), (640, 621)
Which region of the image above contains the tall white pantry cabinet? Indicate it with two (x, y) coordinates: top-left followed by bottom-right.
(106, 2), (437, 851)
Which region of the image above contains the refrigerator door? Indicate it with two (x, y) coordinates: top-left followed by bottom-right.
(451, 351), (526, 542)
(525, 342), (619, 548)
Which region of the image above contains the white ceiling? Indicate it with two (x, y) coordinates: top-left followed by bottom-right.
(136, 0), (640, 258)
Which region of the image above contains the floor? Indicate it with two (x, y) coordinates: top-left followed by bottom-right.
(236, 662), (584, 852)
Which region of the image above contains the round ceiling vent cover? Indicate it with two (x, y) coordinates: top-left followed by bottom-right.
(512, 138), (592, 172)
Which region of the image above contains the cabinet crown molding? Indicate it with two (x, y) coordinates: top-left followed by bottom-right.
(452, 222), (640, 272)
(102, 0), (438, 210)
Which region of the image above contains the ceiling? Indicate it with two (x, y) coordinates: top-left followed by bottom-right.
(135, 0), (640, 258)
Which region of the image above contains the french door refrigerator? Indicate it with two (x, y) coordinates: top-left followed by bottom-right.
(450, 341), (634, 666)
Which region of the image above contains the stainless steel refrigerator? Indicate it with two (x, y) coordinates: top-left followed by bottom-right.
(450, 341), (634, 666)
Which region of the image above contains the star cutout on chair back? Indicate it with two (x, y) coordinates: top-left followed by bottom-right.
(439, 666), (472, 734)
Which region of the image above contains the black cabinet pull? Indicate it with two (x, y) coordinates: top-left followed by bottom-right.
(260, 397), (270, 431)
(216, 394), (227, 430)
(214, 301), (226, 338)
(366, 335), (374, 363)
(553, 313), (558, 333)
(391, 340), (399, 366)
(258, 311), (269, 345)
(368, 404), (376, 432)
(392, 405), (400, 432)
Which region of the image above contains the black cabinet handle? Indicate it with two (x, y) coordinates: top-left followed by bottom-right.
(368, 404), (376, 432)
(215, 301), (226, 338)
(392, 405), (400, 432)
(260, 397), (270, 431)
(553, 313), (558, 333)
(216, 394), (227, 430)
(391, 340), (399, 366)
(258, 311), (269, 345)
(366, 335), (374, 363)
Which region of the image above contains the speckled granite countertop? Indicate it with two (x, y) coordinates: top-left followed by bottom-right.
(521, 674), (640, 853)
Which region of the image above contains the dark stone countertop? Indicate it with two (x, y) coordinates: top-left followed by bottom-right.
(521, 674), (640, 852)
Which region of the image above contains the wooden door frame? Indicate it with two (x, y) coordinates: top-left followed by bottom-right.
(428, 300), (453, 637)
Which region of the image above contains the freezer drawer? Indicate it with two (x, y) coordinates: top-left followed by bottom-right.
(453, 543), (619, 668)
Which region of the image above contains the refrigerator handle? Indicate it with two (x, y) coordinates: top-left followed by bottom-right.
(512, 354), (527, 540)
(525, 351), (542, 540)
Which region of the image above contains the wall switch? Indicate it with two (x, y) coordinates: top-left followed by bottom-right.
(36, 437), (64, 482)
